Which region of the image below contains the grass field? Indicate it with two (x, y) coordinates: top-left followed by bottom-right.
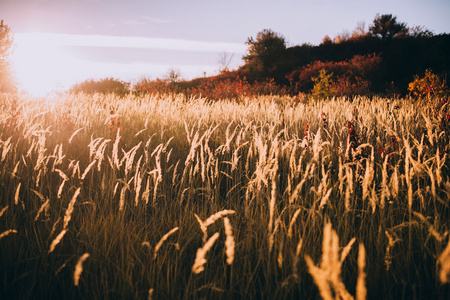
(0, 93), (449, 299)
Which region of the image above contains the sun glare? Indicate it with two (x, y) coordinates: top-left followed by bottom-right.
(12, 33), (84, 97)
(11, 32), (246, 97)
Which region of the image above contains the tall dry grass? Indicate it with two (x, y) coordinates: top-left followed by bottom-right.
(0, 92), (449, 299)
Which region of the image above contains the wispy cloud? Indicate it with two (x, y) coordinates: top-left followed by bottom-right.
(121, 16), (175, 26)
(12, 32), (245, 95)
(15, 32), (247, 54)
(140, 16), (176, 24)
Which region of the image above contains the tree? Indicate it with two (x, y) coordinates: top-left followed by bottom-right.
(405, 25), (434, 38)
(369, 14), (407, 41)
(243, 29), (286, 76)
(70, 78), (129, 95)
(165, 68), (181, 83)
(0, 20), (16, 93)
(218, 52), (234, 74)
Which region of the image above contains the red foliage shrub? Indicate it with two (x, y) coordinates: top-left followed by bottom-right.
(332, 76), (371, 97)
(186, 77), (252, 100)
(186, 76), (288, 101)
(286, 53), (382, 96)
(134, 72), (288, 101)
(133, 78), (180, 95)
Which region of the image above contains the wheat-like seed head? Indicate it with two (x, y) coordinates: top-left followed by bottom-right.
(14, 182), (21, 206)
(196, 210), (236, 243)
(288, 208), (302, 239)
(305, 256), (334, 300)
(74, 253), (90, 286)
(306, 222), (357, 300)
(0, 229), (17, 240)
(147, 288), (154, 300)
(223, 217), (235, 265)
(338, 156), (344, 196)
(11, 160), (20, 178)
(438, 237), (450, 284)
(345, 165), (354, 211)
(63, 188), (81, 229)
(356, 244), (366, 300)
(69, 128), (83, 144)
(119, 185), (128, 212)
(154, 227), (179, 259)
(35, 199), (50, 221)
(192, 232), (220, 274)
(49, 229), (67, 253)
(80, 160), (96, 180)
(0, 206), (8, 218)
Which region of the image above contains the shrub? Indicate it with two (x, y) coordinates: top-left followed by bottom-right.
(286, 53), (382, 95)
(70, 78), (130, 96)
(408, 69), (447, 99)
(184, 76), (287, 101)
(186, 76), (252, 101)
(133, 78), (180, 95)
(311, 69), (335, 99)
(332, 75), (371, 98)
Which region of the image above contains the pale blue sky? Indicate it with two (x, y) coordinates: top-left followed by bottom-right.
(1, 0), (449, 95)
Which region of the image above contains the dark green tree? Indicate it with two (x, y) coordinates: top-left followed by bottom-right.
(369, 14), (407, 41)
(0, 20), (16, 93)
(243, 29), (286, 76)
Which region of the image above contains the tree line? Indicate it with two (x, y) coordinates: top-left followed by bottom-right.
(237, 14), (449, 97)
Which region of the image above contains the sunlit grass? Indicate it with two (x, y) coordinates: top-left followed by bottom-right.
(0, 92), (449, 299)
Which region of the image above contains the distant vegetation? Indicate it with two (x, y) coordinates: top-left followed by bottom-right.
(65, 14), (449, 101)
(69, 78), (130, 96)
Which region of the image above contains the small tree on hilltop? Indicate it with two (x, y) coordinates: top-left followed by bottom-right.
(243, 29), (286, 76)
(165, 68), (181, 84)
(369, 14), (407, 41)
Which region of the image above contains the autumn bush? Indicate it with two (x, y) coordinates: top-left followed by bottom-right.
(133, 77), (180, 95)
(408, 69), (448, 99)
(311, 69), (336, 99)
(287, 53), (382, 96)
(132, 74), (288, 101)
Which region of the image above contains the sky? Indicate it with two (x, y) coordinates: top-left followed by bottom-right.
(1, 0), (450, 96)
